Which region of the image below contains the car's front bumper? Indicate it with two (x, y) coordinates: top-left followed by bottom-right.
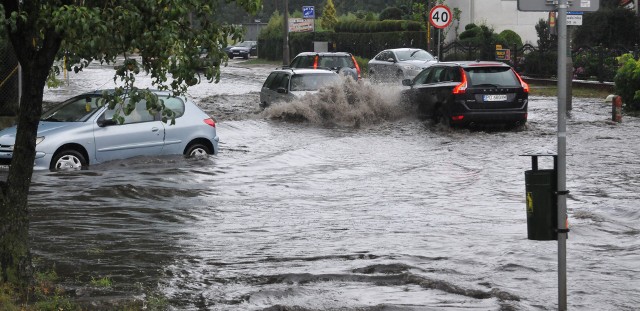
(0, 149), (54, 170)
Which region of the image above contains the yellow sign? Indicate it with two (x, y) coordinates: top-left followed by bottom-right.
(526, 192), (534, 214)
(495, 49), (511, 61)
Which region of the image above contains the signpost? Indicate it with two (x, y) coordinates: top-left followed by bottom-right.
(302, 6), (314, 18)
(518, 1), (599, 310)
(429, 5), (452, 61)
(567, 11), (583, 26)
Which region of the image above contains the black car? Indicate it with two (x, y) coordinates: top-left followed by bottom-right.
(227, 41), (257, 59)
(401, 61), (529, 127)
(289, 52), (361, 80)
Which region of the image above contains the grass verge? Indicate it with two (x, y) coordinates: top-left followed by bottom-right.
(529, 84), (613, 99)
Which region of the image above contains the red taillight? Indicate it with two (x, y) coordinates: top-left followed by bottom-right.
(204, 118), (216, 127)
(453, 68), (467, 94)
(513, 69), (529, 93)
(313, 55), (318, 69)
(451, 115), (465, 121)
(351, 55), (361, 80)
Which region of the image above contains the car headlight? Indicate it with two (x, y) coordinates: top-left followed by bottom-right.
(36, 136), (44, 144)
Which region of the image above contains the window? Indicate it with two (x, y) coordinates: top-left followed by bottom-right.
(41, 95), (102, 122)
(103, 99), (156, 124)
(465, 67), (520, 87)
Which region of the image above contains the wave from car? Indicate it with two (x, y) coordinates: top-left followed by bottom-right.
(368, 48), (436, 82)
(0, 90), (219, 170)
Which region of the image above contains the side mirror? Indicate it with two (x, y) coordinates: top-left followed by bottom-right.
(277, 87), (288, 94)
(97, 119), (117, 127)
(402, 79), (413, 86)
(387, 58), (396, 63)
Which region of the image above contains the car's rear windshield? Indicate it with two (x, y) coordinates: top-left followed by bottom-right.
(464, 67), (520, 87)
(290, 73), (340, 91)
(291, 55), (354, 69)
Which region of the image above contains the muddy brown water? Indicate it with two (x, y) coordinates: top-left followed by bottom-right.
(12, 60), (640, 310)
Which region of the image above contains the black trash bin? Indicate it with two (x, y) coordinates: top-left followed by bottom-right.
(524, 168), (558, 240)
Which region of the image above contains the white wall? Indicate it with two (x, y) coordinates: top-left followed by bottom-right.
(444, 0), (548, 46)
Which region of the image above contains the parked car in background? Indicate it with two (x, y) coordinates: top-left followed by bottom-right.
(0, 90), (219, 170)
(289, 52), (361, 81)
(401, 61), (529, 127)
(227, 41), (257, 59)
(260, 68), (341, 108)
(368, 48), (436, 82)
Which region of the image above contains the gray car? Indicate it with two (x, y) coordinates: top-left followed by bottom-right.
(368, 48), (436, 82)
(0, 90), (219, 170)
(227, 41), (257, 59)
(260, 68), (341, 108)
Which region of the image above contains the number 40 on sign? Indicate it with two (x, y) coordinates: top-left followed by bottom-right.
(429, 5), (452, 29)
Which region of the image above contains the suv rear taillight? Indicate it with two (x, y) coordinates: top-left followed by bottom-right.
(204, 118), (216, 127)
(452, 68), (467, 94)
(513, 69), (529, 93)
(351, 55), (361, 80)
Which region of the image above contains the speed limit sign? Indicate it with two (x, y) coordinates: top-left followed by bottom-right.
(429, 5), (452, 29)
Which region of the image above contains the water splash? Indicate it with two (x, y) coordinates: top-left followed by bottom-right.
(263, 78), (410, 127)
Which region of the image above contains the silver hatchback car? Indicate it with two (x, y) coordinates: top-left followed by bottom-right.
(368, 48), (436, 82)
(0, 90), (219, 170)
(259, 68), (341, 108)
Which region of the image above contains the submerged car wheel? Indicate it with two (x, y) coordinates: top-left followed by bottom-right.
(51, 149), (87, 170)
(185, 143), (211, 158)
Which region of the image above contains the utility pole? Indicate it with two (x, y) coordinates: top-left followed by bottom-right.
(282, 0), (290, 66)
(556, 0), (569, 309)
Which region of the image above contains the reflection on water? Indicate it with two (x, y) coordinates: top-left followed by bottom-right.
(20, 63), (640, 310)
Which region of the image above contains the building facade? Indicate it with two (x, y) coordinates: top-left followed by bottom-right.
(444, 0), (549, 45)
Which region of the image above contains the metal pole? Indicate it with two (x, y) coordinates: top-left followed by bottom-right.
(437, 29), (441, 61)
(556, 0), (569, 310)
(282, 0), (290, 66)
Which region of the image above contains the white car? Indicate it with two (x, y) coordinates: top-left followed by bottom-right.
(0, 90), (219, 170)
(259, 68), (341, 108)
(368, 48), (437, 82)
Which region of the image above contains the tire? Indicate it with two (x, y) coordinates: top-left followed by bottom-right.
(51, 149), (87, 170)
(185, 143), (211, 158)
(243, 54), (249, 60)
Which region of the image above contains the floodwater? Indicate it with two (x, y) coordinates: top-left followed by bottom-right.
(21, 59), (640, 310)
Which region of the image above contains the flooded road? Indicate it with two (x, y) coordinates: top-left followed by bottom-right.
(22, 59), (640, 310)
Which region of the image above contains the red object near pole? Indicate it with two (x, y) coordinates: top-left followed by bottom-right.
(612, 95), (623, 122)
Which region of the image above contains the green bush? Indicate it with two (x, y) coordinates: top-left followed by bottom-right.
(614, 54), (640, 109)
(379, 7), (403, 21)
(353, 56), (369, 76)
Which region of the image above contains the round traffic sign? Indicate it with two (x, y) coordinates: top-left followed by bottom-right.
(429, 5), (452, 29)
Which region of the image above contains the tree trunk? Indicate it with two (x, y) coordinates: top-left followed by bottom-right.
(0, 22), (62, 286)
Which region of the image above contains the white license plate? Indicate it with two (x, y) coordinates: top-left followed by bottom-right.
(483, 94), (507, 102)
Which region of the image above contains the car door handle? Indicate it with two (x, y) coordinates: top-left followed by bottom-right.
(151, 127), (159, 132)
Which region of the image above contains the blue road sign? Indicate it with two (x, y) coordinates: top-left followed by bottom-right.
(303, 6), (315, 18)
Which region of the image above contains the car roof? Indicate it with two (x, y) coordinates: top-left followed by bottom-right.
(386, 48), (426, 52)
(431, 61), (512, 68)
(293, 52), (353, 57)
(270, 67), (338, 75)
